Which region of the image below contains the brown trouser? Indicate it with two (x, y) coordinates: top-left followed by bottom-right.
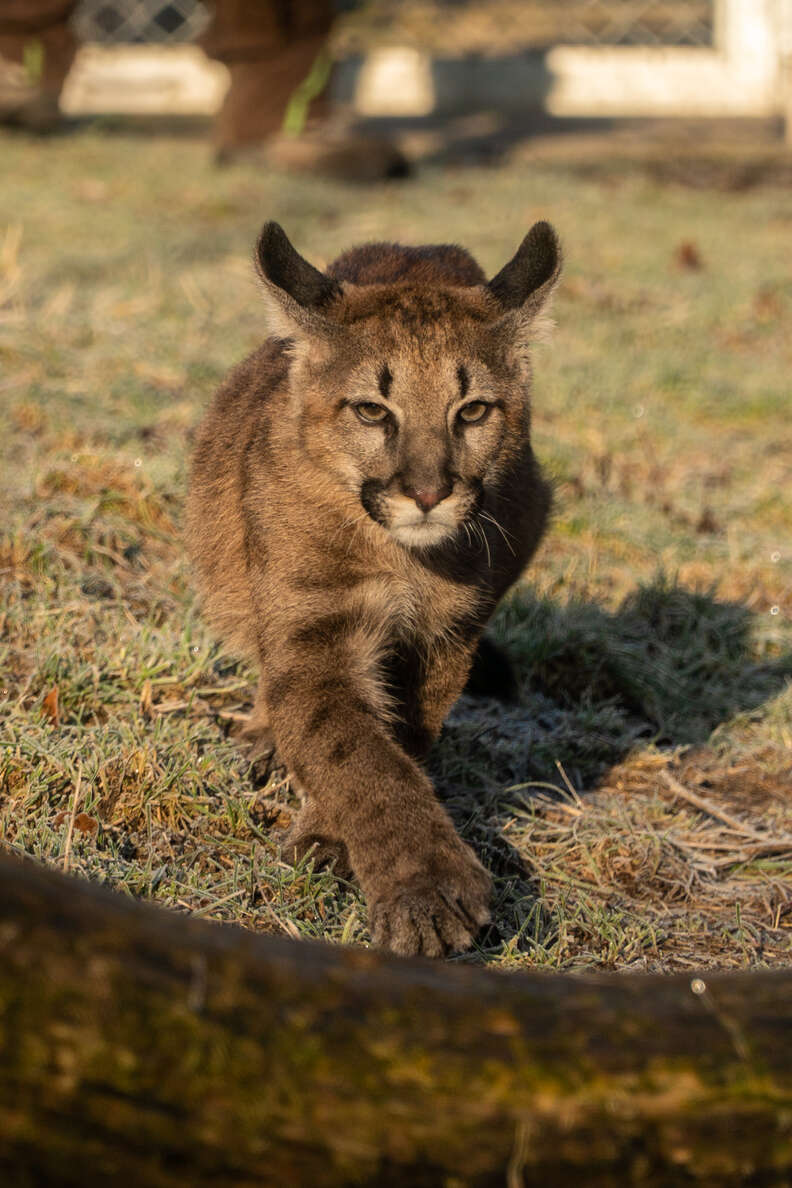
(0, 0), (335, 145)
(202, 0), (334, 148)
(0, 1), (77, 100)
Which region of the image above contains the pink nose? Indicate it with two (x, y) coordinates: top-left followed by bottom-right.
(404, 485), (450, 513)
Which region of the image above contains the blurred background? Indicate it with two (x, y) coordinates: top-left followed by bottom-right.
(1, 1), (791, 967)
(2, 1), (792, 167)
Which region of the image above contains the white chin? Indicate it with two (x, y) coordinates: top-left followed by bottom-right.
(391, 521), (455, 549)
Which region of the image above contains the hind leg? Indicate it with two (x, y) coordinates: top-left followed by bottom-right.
(281, 795), (351, 878)
(239, 683), (281, 773)
(464, 635), (519, 702)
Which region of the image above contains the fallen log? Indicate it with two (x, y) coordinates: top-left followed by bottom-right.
(0, 851), (790, 1187)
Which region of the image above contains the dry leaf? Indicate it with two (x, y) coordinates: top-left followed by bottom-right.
(41, 686), (59, 726)
(695, 506), (720, 535)
(74, 813), (98, 835)
(675, 241), (703, 271)
(754, 286), (782, 319)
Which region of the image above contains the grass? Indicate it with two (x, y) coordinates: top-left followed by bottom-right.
(1, 123), (790, 971)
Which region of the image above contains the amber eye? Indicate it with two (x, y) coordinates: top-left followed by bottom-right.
(354, 402), (389, 424)
(457, 401), (490, 424)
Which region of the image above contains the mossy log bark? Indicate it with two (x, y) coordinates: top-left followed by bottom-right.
(1, 853), (791, 1187)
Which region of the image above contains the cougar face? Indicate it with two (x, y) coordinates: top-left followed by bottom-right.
(257, 226), (555, 554)
(307, 336), (520, 550)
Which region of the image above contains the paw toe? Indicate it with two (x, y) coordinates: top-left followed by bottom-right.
(370, 885), (484, 958)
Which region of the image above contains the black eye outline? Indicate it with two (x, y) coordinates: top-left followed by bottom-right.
(354, 402), (391, 425)
(457, 401), (491, 425)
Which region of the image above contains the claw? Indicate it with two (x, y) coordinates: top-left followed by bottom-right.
(239, 721), (287, 782)
(246, 735), (276, 764)
(280, 809), (352, 878)
(368, 854), (492, 958)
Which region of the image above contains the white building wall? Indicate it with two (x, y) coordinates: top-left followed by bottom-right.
(355, 0), (786, 119)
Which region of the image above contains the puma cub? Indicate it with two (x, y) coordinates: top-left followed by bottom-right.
(186, 221), (560, 956)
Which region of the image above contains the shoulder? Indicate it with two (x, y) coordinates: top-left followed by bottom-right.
(210, 338), (291, 416)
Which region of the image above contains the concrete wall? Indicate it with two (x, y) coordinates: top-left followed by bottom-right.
(60, 45), (228, 116)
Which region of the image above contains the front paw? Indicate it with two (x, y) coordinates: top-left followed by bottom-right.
(367, 843), (492, 958)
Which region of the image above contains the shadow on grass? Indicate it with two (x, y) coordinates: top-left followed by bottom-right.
(431, 576), (792, 958)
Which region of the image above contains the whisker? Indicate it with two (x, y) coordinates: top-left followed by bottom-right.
(342, 510), (372, 555)
(479, 510), (516, 556)
(324, 508), (371, 554)
(481, 525), (492, 569)
(469, 518), (492, 568)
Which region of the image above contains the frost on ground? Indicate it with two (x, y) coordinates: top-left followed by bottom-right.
(1, 127), (790, 969)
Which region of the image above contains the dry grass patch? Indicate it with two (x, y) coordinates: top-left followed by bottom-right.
(504, 748), (791, 971)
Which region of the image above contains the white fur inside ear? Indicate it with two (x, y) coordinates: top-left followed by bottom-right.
(258, 279), (307, 339)
(261, 297), (298, 339)
(257, 275), (348, 352)
(529, 308), (556, 345)
(509, 278), (560, 356)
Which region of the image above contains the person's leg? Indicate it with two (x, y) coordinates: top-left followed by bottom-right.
(0, 1), (77, 129)
(213, 34), (329, 155)
(201, 0), (334, 154)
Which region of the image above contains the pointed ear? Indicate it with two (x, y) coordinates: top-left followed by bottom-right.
(255, 222), (342, 339)
(488, 221), (562, 335)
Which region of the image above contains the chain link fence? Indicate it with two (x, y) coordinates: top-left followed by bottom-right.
(72, 0), (212, 44)
(555, 1), (714, 46)
(71, 1), (715, 49)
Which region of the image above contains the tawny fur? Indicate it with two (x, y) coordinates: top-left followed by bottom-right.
(186, 221), (561, 957)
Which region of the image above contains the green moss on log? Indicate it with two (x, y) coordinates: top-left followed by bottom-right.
(1, 854), (791, 1186)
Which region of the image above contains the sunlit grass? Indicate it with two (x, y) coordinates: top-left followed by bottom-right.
(1, 126), (790, 969)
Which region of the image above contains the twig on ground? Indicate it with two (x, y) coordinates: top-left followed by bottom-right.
(62, 763), (83, 874)
(661, 771), (785, 844)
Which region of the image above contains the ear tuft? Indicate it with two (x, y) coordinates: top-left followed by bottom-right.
(488, 221), (561, 312)
(256, 222), (341, 311)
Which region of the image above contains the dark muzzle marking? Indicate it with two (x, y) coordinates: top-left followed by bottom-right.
(360, 478), (388, 526)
